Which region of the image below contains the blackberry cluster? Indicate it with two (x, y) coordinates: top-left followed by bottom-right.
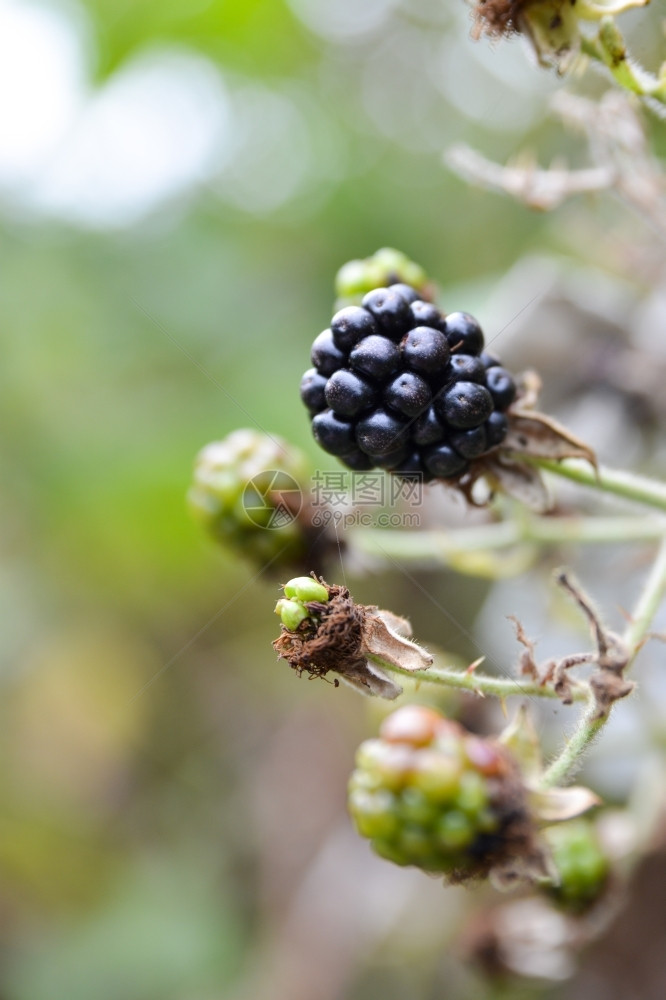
(301, 284), (516, 481)
(348, 705), (523, 878)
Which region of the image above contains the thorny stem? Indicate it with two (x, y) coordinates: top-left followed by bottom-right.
(368, 656), (589, 704)
(352, 514), (665, 569)
(523, 457), (666, 513)
(540, 535), (666, 788)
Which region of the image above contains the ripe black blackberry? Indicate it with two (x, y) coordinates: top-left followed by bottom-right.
(302, 283), (517, 481)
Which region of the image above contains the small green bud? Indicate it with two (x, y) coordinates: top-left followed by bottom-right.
(283, 576), (329, 603)
(334, 247), (430, 305)
(275, 598), (309, 631)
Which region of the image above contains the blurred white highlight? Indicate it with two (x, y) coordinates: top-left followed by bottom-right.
(286, 0), (398, 41)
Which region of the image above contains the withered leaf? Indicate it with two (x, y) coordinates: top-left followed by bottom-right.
(362, 613), (433, 673)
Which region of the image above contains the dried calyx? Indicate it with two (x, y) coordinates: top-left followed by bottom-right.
(273, 576), (432, 698)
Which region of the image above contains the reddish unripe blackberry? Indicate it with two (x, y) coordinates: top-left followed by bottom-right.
(348, 705), (533, 879)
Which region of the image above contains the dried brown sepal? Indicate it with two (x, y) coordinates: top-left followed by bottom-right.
(272, 581), (431, 699)
(556, 570), (635, 719)
(548, 651), (595, 704)
(506, 614), (591, 706)
(508, 615), (540, 680)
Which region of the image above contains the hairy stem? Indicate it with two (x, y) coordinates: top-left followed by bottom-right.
(580, 21), (666, 106)
(623, 535), (666, 661)
(540, 534), (666, 787)
(368, 656), (589, 703)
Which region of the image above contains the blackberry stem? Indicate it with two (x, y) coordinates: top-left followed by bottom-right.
(540, 535), (666, 788)
(352, 514), (666, 569)
(580, 20), (666, 107)
(522, 457), (666, 512)
(366, 655), (589, 703)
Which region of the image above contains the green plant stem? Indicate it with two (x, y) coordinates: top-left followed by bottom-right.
(623, 534), (666, 662)
(368, 655), (589, 703)
(352, 514), (665, 567)
(523, 457), (666, 512)
(580, 22), (666, 106)
(539, 698), (605, 788)
(540, 534), (666, 787)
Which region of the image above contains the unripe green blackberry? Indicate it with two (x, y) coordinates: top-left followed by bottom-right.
(188, 429), (309, 566)
(542, 819), (610, 914)
(335, 248), (430, 306)
(348, 705), (534, 881)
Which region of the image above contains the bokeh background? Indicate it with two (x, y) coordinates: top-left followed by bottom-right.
(2, 1), (666, 998)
